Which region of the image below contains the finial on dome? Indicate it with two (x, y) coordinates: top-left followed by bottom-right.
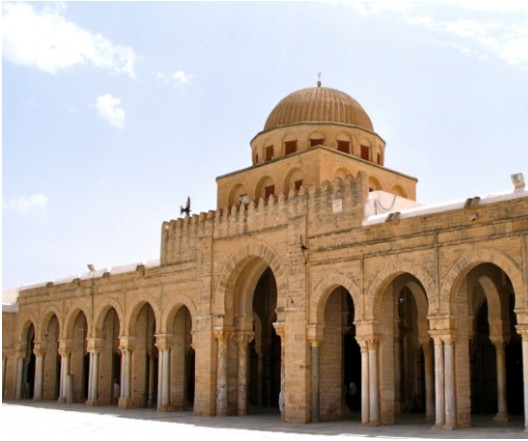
(317, 72), (322, 87)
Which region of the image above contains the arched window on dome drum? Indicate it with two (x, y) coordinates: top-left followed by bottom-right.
(337, 140), (350, 154)
(265, 185), (275, 198)
(265, 146), (274, 161)
(377, 153), (381, 165)
(310, 138), (324, 147)
(284, 140), (297, 155)
(361, 145), (370, 161)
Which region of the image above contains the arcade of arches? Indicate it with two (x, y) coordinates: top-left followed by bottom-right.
(3, 84), (528, 433)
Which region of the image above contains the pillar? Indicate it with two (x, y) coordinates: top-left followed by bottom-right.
(15, 350), (25, 399)
(356, 338), (369, 425)
(308, 337), (321, 423)
(443, 333), (457, 430)
(273, 322), (285, 420)
(235, 331), (254, 416)
(421, 340), (434, 420)
(214, 327), (234, 416)
(85, 338), (102, 406)
(57, 339), (72, 404)
(490, 338), (509, 422)
(394, 336), (401, 414)
(118, 336), (135, 408)
(431, 334), (445, 429)
(32, 341), (46, 401)
(155, 333), (172, 412)
(368, 338), (380, 425)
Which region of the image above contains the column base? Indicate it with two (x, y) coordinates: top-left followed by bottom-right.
(363, 420), (380, 426)
(85, 399), (99, 407)
(493, 412), (509, 423)
(118, 397), (133, 409)
(57, 397), (67, 404)
(158, 404), (173, 412)
(443, 423), (458, 430)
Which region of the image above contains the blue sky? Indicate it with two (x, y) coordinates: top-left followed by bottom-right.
(3, 1), (528, 290)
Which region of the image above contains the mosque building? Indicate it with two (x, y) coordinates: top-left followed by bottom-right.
(3, 82), (528, 431)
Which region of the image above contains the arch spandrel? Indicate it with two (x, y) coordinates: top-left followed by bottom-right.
(161, 295), (197, 334)
(310, 273), (360, 325)
(37, 304), (63, 341)
(93, 300), (125, 338)
(364, 259), (435, 320)
(441, 248), (525, 316)
(213, 241), (289, 324)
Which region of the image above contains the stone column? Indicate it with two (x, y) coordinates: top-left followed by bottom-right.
(85, 338), (102, 406)
(491, 338), (509, 422)
(214, 327), (234, 416)
(236, 331), (254, 416)
(421, 340), (434, 420)
(356, 338), (370, 425)
(308, 337), (322, 423)
(273, 322), (286, 421)
(443, 333), (457, 430)
(57, 339), (72, 404)
(367, 338), (380, 425)
(15, 350), (24, 399)
(431, 334), (445, 429)
(32, 341), (46, 400)
(394, 336), (401, 414)
(517, 327), (528, 431)
(118, 336), (135, 408)
(155, 334), (173, 412)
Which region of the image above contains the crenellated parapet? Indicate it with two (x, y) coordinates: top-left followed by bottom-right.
(161, 172), (368, 265)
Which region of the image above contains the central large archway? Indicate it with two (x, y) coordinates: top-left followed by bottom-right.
(217, 251), (284, 417)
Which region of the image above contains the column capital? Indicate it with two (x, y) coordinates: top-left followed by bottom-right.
(213, 327), (235, 343)
(154, 333), (173, 351)
(86, 337), (104, 353)
(235, 331), (254, 346)
(356, 335), (379, 351)
(306, 324), (324, 347)
(515, 325), (528, 340)
(118, 336), (136, 352)
(272, 322), (285, 340)
(427, 314), (455, 331)
(58, 339), (72, 356)
(33, 341), (47, 357)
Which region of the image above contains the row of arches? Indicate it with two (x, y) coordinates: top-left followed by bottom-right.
(17, 303), (194, 412)
(309, 263), (523, 425)
(9, 246), (527, 430)
(227, 168), (402, 206)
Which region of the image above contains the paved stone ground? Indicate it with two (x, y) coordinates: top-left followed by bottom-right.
(1, 400), (526, 441)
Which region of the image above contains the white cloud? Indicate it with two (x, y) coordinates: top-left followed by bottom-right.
(2, 2), (138, 78)
(95, 94), (125, 128)
(4, 194), (49, 214)
(341, 1), (528, 69)
(407, 15), (528, 68)
(155, 70), (193, 89)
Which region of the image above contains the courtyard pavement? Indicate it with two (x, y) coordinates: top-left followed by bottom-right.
(1, 400), (526, 441)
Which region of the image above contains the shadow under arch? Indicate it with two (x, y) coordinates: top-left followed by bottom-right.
(213, 241), (289, 324)
(93, 300), (125, 338)
(369, 267), (433, 424)
(310, 273), (360, 325)
(441, 248), (525, 314)
(365, 259), (435, 320)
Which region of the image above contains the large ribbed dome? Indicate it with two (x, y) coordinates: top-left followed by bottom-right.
(264, 86), (373, 132)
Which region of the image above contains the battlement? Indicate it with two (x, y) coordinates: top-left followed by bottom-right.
(161, 171), (368, 265)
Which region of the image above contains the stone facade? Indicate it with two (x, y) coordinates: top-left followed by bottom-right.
(3, 84), (528, 431)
